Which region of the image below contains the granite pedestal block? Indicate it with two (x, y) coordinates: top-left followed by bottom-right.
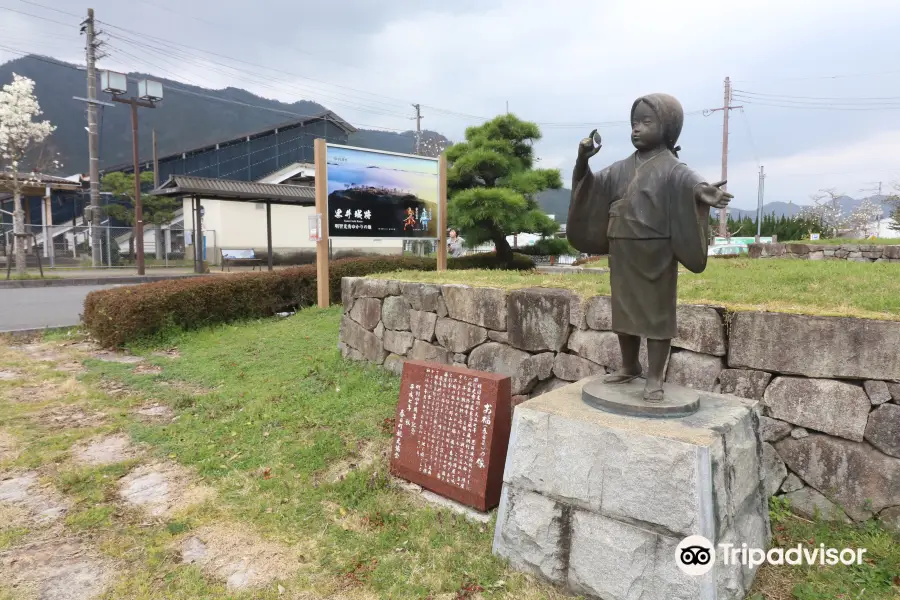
(492, 377), (770, 600)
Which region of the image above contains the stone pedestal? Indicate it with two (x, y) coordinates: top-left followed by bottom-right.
(493, 377), (769, 600)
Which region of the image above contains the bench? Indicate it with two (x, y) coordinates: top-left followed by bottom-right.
(221, 248), (264, 271)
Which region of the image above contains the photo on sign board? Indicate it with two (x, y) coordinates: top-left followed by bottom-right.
(326, 144), (439, 239)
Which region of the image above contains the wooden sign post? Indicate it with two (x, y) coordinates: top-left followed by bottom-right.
(314, 142), (448, 305)
(314, 139), (330, 308)
(437, 154), (448, 272)
(390, 360), (511, 511)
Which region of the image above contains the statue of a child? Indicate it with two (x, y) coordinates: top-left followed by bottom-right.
(567, 94), (732, 403)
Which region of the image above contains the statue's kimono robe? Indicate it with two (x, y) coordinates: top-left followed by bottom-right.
(568, 149), (710, 340)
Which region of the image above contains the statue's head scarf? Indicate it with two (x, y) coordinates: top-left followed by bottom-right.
(631, 93), (684, 157)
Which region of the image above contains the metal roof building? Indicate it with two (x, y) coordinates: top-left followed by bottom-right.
(102, 110), (356, 184)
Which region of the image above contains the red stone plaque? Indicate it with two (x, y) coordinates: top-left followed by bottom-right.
(390, 360), (511, 511)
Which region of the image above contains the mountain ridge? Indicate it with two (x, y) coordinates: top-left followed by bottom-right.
(0, 54), (448, 172)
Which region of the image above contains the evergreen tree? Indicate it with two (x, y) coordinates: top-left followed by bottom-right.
(101, 171), (180, 260)
(446, 115), (561, 264)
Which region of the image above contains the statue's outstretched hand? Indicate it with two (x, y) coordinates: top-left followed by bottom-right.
(578, 129), (602, 160)
(697, 180), (733, 209)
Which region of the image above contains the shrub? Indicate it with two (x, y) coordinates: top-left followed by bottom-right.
(83, 253), (529, 347)
(450, 252), (534, 271)
(515, 238), (577, 256)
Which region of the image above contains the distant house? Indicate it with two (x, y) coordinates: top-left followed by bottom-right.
(102, 110), (404, 262)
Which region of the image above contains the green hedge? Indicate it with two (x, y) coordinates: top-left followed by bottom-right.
(83, 253), (534, 348)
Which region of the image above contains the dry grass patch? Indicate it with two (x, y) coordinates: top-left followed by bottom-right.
(156, 380), (214, 396)
(134, 403), (175, 422)
(320, 500), (373, 534)
(133, 364), (163, 375)
(178, 522), (310, 592)
(0, 431), (19, 463)
(0, 369), (24, 381)
(11, 343), (68, 363)
(151, 348), (181, 359)
(322, 439), (386, 485)
(2, 379), (84, 404)
(34, 405), (106, 430)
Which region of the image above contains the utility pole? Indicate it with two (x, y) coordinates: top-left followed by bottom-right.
(110, 96), (157, 274)
(755, 165), (766, 242)
(152, 129), (159, 187)
(412, 104), (423, 155)
(706, 77), (743, 239)
(82, 8), (102, 266)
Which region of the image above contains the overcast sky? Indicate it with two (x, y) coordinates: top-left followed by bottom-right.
(2, 0), (900, 209)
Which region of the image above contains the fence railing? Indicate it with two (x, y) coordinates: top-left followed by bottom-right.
(0, 223), (217, 269)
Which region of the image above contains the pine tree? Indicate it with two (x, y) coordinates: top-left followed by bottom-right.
(446, 115), (561, 264)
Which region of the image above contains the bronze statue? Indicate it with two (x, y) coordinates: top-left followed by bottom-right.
(567, 94), (732, 403)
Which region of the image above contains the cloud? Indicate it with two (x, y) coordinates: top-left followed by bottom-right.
(707, 128), (900, 209)
(1, 0), (899, 208)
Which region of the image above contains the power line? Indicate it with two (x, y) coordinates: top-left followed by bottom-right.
(0, 5), (74, 27)
(103, 31), (417, 118)
(17, 0), (81, 18)
(105, 32), (415, 120)
(0, 41), (411, 134)
(734, 93), (900, 109)
(96, 19), (420, 110)
(733, 69), (900, 83)
(736, 99), (900, 111)
(734, 89), (900, 102)
(738, 109), (760, 170)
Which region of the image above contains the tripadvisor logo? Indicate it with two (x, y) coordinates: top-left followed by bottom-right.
(676, 535), (867, 575)
(676, 535), (716, 576)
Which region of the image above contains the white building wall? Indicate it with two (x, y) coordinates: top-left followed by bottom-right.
(182, 198), (405, 258)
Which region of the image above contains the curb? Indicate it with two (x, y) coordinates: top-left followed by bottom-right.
(535, 266), (609, 275)
(0, 325), (78, 338)
(0, 274), (203, 289)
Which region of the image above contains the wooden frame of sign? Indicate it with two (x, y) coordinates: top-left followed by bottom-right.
(390, 360), (511, 512)
(313, 141), (449, 309)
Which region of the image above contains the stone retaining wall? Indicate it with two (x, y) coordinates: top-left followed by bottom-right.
(339, 277), (900, 530)
(749, 242), (900, 262)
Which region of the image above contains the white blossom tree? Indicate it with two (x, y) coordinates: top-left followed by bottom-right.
(800, 188), (846, 238)
(847, 198), (884, 238)
(888, 181), (900, 233)
(0, 74), (56, 275)
(416, 133), (451, 158)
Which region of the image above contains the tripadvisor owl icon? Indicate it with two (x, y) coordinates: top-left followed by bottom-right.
(676, 535), (716, 576)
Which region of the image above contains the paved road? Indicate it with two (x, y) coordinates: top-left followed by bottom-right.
(0, 285), (119, 332)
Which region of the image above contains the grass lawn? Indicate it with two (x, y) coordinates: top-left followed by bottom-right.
(0, 311), (566, 599)
(374, 258), (900, 321)
(2, 312), (899, 599)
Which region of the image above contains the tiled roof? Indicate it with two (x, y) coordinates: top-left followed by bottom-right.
(150, 174), (316, 204)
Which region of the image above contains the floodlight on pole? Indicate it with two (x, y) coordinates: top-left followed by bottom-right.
(105, 73), (163, 276)
(100, 70), (127, 96)
(138, 80), (163, 103)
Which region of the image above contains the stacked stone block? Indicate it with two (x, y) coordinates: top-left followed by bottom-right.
(340, 277), (900, 532)
(748, 242), (900, 263)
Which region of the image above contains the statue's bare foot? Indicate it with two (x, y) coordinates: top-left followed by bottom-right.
(643, 381), (664, 404)
(604, 365), (642, 384)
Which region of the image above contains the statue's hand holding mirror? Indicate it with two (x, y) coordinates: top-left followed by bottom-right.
(578, 129), (602, 160)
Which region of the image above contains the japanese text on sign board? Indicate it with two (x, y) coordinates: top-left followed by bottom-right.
(394, 367), (490, 492)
